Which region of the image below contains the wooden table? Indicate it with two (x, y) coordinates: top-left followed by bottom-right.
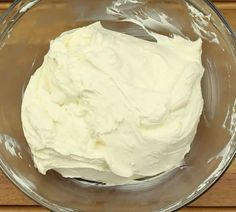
(0, 1), (236, 211)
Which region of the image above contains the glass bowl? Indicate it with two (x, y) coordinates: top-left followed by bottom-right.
(0, 0), (236, 211)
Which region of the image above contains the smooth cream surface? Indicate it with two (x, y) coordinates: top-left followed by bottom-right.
(21, 22), (204, 184)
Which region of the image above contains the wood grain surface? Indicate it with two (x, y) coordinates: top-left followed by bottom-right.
(0, 1), (236, 211)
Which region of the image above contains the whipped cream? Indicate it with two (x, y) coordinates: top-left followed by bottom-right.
(21, 22), (204, 185)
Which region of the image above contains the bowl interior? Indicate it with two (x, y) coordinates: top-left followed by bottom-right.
(0, 0), (236, 211)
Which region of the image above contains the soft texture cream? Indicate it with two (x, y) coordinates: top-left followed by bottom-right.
(21, 22), (204, 184)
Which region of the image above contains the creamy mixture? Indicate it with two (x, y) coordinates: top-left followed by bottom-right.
(21, 22), (204, 185)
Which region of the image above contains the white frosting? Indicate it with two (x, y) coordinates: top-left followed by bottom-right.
(186, 3), (219, 44)
(21, 22), (204, 185)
